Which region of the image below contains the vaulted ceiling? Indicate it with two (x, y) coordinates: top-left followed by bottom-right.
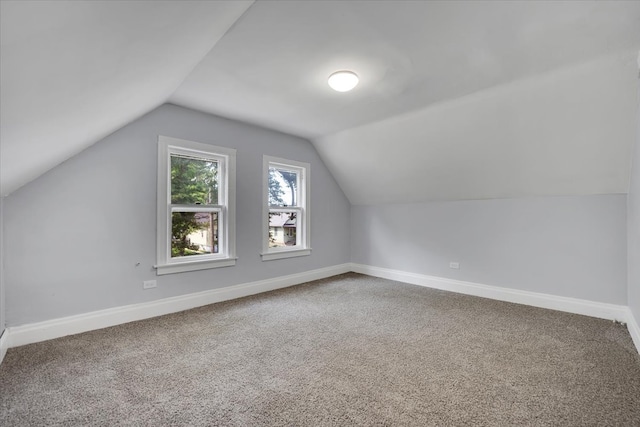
(0, 0), (253, 196)
(2, 1), (639, 203)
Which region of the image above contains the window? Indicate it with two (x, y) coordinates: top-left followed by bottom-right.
(156, 136), (236, 275)
(262, 155), (310, 261)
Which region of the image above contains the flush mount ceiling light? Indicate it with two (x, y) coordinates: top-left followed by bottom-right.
(328, 70), (359, 92)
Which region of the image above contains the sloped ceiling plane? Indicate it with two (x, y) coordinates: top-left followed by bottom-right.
(2, 1), (639, 204)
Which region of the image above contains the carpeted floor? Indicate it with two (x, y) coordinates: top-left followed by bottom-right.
(1, 273), (639, 426)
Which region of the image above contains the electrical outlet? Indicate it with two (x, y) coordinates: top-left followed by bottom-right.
(143, 280), (157, 290)
(449, 262), (460, 269)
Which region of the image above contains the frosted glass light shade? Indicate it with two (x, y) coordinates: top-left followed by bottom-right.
(328, 71), (359, 92)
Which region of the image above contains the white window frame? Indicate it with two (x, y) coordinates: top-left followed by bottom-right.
(262, 155), (311, 261)
(156, 136), (236, 275)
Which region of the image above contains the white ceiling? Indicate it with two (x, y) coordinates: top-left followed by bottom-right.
(0, 0), (252, 196)
(171, 0), (640, 138)
(2, 0), (639, 203)
(315, 51), (638, 204)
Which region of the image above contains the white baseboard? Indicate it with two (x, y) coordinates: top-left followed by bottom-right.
(626, 309), (640, 355)
(6, 263), (351, 349)
(3, 262), (639, 358)
(0, 329), (8, 365)
(351, 263), (630, 323)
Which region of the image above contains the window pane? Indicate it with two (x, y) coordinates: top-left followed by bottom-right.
(171, 155), (219, 205)
(268, 212), (297, 248)
(268, 166), (298, 207)
(171, 212), (219, 258)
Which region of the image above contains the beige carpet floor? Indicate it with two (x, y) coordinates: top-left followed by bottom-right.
(1, 273), (639, 426)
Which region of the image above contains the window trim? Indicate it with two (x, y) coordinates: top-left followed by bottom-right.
(156, 135), (236, 275)
(261, 155), (311, 261)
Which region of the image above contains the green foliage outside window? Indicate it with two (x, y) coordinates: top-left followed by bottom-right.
(268, 168), (285, 206)
(171, 155), (218, 257)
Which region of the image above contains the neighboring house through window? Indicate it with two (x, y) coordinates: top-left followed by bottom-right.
(156, 136), (236, 275)
(262, 155), (310, 261)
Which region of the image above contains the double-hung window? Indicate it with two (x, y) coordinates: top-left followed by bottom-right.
(156, 136), (236, 275)
(262, 155), (310, 261)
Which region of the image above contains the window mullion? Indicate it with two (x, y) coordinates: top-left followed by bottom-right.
(171, 204), (222, 212)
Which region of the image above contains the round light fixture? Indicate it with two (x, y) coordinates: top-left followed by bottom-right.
(328, 70), (359, 92)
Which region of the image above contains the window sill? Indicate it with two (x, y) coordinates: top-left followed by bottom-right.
(155, 257), (237, 275)
(261, 248), (311, 261)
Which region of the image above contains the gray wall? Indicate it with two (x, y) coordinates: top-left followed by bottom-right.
(352, 195), (627, 305)
(0, 196), (5, 337)
(629, 82), (640, 323)
(3, 104), (351, 326)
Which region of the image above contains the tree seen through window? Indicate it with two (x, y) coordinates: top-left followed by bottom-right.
(170, 155), (219, 257)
